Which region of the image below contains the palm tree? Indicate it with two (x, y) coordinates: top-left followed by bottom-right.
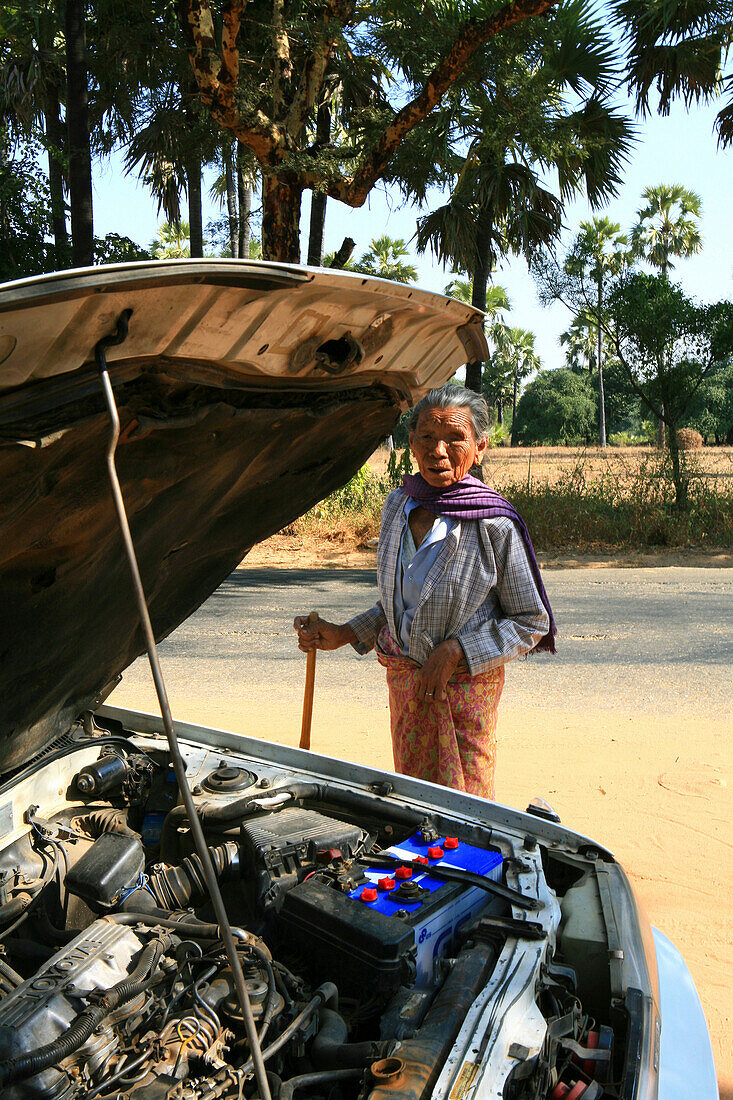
(417, 153), (562, 392)
(150, 221), (191, 259)
(0, 5), (69, 267)
(208, 142), (258, 258)
(65, 0), (94, 266)
(630, 184), (703, 443)
(446, 279), (512, 416)
(630, 184), (702, 279)
(304, 50), (389, 266)
(491, 326), (541, 444)
(415, 3), (634, 393)
(356, 237), (417, 283)
(561, 312), (598, 376)
(566, 217), (628, 446)
(611, 1), (733, 147)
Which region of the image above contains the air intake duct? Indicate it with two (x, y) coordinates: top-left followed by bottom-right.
(145, 841), (238, 909)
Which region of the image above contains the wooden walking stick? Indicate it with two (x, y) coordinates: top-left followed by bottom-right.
(299, 611), (319, 750)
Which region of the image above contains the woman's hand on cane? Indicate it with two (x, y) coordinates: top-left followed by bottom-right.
(415, 639), (463, 703)
(293, 616), (356, 652)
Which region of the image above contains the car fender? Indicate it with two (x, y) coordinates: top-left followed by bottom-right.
(653, 927), (718, 1100)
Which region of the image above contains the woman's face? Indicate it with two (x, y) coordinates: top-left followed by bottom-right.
(409, 406), (486, 488)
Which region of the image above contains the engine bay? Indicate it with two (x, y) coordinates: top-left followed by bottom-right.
(0, 722), (637, 1100)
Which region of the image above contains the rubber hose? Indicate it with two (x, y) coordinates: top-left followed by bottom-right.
(73, 808), (138, 838)
(257, 955), (278, 1043)
(242, 983), (339, 1075)
(310, 1008), (388, 1070)
(280, 1068), (362, 1100)
(0, 938), (165, 1086)
(108, 911), (221, 936)
(0, 893), (33, 927)
(163, 780), (426, 832)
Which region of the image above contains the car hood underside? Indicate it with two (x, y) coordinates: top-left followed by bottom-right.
(0, 262), (486, 771)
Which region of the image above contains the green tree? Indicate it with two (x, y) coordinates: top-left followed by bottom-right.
(683, 361), (733, 443)
(630, 184), (702, 279)
(608, 273), (733, 507)
(94, 233), (151, 264)
(0, 1), (69, 267)
(489, 325), (542, 443)
(413, 3), (633, 392)
(150, 221), (192, 258)
(0, 135), (52, 280)
(352, 236), (417, 283)
(178, 0), (635, 261)
(610, 0), (733, 146)
(565, 217), (629, 446)
(514, 368), (596, 445)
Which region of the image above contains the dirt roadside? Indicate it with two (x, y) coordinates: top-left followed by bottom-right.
(243, 531), (732, 570)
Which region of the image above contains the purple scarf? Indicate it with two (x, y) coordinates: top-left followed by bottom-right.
(402, 472), (557, 653)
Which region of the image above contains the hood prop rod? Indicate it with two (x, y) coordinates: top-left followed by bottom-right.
(95, 311), (272, 1100)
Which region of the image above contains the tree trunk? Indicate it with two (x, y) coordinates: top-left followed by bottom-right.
(308, 193), (327, 266)
(329, 237), (355, 268)
(262, 174), (302, 262)
(65, 0), (94, 267)
(224, 144), (238, 257)
(667, 420), (687, 511)
(187, 154), (203, 257)
(466, 217), (491, 393)
(43, 84), (69, 268)
(656, 403), (666, 448)
(307, 101), (331, 267)
(511, 368), (519, 445)
(496, 400), (503, 426)
(597, 280), (607, 447)
(237, 152), (251, 258)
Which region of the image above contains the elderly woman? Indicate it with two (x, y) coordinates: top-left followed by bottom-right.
(294, 384), (555, 799)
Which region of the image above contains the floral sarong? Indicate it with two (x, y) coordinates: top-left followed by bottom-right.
(376, 627), (504, 799)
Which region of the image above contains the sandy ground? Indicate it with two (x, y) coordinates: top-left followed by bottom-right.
(111, 558), (733, 1092)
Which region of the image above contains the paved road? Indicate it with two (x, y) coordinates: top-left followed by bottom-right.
(110, 564), (733, 1091)
(116, 565), (732, 718)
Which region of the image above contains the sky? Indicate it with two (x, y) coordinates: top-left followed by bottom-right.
(92, 89), (733, 374)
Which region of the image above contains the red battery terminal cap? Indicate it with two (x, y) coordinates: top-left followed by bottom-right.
(443, 837), (459, 849)
(395, 865), (413, 880)
(428, 847), (444, 859)
(377, 877), (396, 891)
(414, 855), (429, 865)
(550, 1083), (590, 1100)
(360, 887), (378, 903)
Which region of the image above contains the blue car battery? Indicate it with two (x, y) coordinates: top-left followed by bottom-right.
(349, 831), (503, 987)
(278, 831), (503, 994)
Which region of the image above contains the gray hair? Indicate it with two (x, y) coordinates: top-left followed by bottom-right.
(409, 384), (489, 442)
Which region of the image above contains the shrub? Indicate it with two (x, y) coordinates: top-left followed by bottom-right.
(514, 369), (596, 445)
(486, 423), (511, 448)
(676, 428), (703, 450)
(609, 430), (647, 447)
(284, 449), (733, 551)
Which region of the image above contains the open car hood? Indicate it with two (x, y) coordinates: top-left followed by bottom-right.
(0, 261), (487, 773)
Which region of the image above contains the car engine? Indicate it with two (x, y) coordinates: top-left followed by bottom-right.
(0, 734), (631, 1100)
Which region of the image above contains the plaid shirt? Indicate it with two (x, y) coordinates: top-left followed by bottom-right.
(348, 489), (550, 674)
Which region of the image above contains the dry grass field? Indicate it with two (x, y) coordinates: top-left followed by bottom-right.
(369, 443), (733, 489)
(276, 444), (733, 558)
